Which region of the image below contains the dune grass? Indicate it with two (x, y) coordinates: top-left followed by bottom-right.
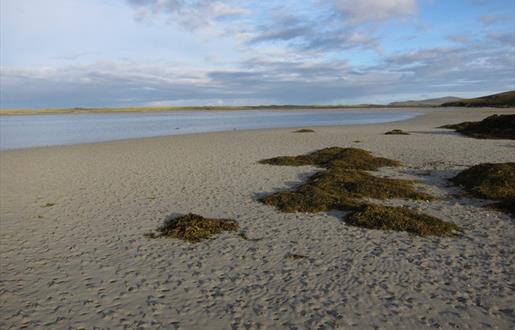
(259, 147), (459, 236)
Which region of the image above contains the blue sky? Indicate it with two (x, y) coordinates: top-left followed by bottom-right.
(1, 0), (513, 108)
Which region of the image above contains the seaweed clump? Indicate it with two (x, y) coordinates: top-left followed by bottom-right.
(293, 129), (315, 133)
(439, 114), (515, 140)
(451, 163), (515, 200)
(451, 163), (515, 216)
(346, 204), (460, 237)
(147, 213), (239, 242)
(439, 122), (472, 131)
(259, 147), (459, 236)
(384, 129), (410, 135)
(261, 167), (433, 213)
(259, 147), (400, 170)
(41, 203), (56, 208)
(488, 198), (515, 217)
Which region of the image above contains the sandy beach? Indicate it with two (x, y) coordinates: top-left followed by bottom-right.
(1, 107), (514, 329)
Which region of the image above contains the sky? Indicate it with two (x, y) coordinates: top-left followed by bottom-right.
(0, 0), (514, 108)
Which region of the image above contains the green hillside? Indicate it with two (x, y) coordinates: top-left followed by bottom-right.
(442, 90), (515, 108)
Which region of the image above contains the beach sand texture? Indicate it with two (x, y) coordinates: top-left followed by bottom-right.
(1, 107), (514, 329)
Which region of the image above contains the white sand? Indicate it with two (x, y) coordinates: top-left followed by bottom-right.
(1, 107), (514, 329)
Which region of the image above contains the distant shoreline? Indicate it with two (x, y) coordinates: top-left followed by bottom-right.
(2, 90), (513, 115)
(0, 108), (421, 150)
(0, 104), (433, 116)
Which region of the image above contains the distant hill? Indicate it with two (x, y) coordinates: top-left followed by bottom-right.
(442, 90), (515, 108)
(389, 96), (463, 107)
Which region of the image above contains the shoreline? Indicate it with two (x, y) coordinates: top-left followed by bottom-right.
(0, 105), (428, 116)
(2, 107), (512, 153)
(0, 107), (511, 153)
(0, 107), (425, 152)
(1, 107), (514, 329)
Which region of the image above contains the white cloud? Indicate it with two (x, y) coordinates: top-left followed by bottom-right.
(2, 36), (513, 109)
(1, 0), (513, 108)
(332, 0), (417, 22)
(127, 0), (418, 53)
(211, 2), (249, 17)
(127, 0), (248, 28)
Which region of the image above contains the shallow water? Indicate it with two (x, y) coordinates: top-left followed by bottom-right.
(0, 109), (419, 150)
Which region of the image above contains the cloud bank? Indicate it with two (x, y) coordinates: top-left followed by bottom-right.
(0, 0), (513, 108)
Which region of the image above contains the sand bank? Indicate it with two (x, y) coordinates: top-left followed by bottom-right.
(1, 107), (514, 329)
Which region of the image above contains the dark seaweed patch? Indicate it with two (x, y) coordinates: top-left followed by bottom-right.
(259, 147), (459, 236)
(451, 163), (515, 216)
(384, 129), (410, 135)
(439, 114), (515, 140)
(147, 213), (239, 242)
